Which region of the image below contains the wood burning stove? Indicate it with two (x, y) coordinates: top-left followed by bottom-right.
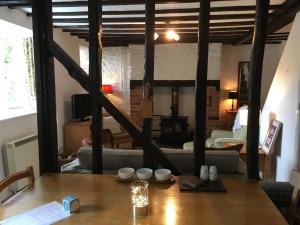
(159, 86), (189, 146)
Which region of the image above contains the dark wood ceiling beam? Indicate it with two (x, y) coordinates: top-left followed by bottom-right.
(53, 14), (258, 23)
(235, 0), (299, 44)
(77, 36), (288, 42)
(72, 33), (247, 39)
(54, 21), (255, 29)
(100, 40), (283, 46)
(64, 28), (251, 34)
(61, 26), (253, 32)
(27, 5), (280, 17)
(71, 32), (288, 39)
(0, 0), (31, 6)
(16, 0), (260, 8)
(69, 31), (250, 37)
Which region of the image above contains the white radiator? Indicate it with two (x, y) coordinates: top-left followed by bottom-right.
(3, 134), (40, 194)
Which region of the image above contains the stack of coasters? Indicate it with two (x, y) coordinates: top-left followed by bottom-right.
(179, 176), (227, 192)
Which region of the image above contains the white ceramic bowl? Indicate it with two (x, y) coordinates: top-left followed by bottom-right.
(118, 167), (135, 179)
(155, 169), (171, 181)
(136, 168), (153, 180)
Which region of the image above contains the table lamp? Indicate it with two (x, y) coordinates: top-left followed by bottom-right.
(228, 91), (238, 110)
(101, 84), (113, 95)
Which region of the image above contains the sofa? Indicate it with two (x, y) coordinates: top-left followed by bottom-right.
(61, 147), (245, 175)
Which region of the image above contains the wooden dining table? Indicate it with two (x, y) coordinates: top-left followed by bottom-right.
(0, 174), (288, 225)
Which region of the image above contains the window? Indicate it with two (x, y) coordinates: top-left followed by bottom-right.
(0, 20), (35, 120)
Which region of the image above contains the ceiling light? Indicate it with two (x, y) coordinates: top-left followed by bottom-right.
(154, 32), (159, 40)
(166, 30), (180, 41)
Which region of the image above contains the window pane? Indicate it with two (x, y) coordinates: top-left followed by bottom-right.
(0, 20), (35, 120)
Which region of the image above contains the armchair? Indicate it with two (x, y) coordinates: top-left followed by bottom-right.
(183, 106), (247, 150)
(206, 126), (247, 148)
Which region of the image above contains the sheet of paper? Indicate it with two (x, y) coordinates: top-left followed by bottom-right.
(0, 201), (71, 225)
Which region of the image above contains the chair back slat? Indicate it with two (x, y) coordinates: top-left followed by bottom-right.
(0, 166), (35, 193)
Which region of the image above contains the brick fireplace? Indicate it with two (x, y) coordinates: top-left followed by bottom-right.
(130, 80), (221, 138)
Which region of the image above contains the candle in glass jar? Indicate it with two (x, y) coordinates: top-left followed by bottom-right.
(131, 180), (149, 217)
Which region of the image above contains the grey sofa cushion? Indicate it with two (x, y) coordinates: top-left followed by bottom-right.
(76, 147), (240, 174)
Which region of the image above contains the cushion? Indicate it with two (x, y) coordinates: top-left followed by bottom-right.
(183, 141), (193, 150)
(232, 126), (247, 139)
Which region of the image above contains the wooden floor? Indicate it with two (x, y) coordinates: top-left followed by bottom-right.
(0, 174), (288, 225)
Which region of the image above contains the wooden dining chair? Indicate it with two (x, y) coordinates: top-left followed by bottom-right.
(287, 170), (300, 225)
(0, 166), (35, 193)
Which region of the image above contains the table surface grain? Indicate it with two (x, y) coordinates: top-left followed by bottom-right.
(0, 174), (288, 225)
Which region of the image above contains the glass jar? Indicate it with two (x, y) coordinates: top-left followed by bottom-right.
(131, 180), (149, 217)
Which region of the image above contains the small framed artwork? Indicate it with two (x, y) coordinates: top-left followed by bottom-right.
(262, 119), (282, 155)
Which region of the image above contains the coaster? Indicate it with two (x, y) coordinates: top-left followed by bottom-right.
(116, 175), (175, 184)
(149, 175), (176, 184)
(115, 175), (137, 183)
(179, 176), (227, 192)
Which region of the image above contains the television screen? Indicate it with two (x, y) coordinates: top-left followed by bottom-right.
(72, 94), (92, 121)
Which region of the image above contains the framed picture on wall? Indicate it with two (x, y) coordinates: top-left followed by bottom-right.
(237, 61), (250, 107)
(262, 119), (282, 155)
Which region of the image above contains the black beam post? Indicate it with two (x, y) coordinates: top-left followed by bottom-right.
(142, 0), (155, 168)
(234, 0), (298, 45)
(247, 0), (270, 180)
(88, 0), (103, 174)
(194, 0), (210, 176)
(31, 0), (59, 174)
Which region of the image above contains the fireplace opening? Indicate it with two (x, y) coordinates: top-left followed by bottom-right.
(159, 86), (190, 147)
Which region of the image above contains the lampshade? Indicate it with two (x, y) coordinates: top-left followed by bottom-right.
(101, 84), (113, 94)
(228, 91), (238, 99)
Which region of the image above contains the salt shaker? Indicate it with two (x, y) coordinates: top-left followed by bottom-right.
(200, 165), (209, 180)
(209, 165), (218, 182)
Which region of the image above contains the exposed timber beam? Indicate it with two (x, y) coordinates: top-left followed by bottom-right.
(63, 27), (252, 33)
(142, 0), (155, 168)
(194, 0), (210, 176)
(0, 0), (30, 6)
(49, 40), (182, 175)
(89, 0), (103, 174)
(247, 0), (270, 180)
(26, 5), (280, 16)
(52, 14), (258, 24)
(15, 0), (266, 8)
(54, 21), (255, 29)
(31, 0), (59, 174)
(235, 0), (299, 44)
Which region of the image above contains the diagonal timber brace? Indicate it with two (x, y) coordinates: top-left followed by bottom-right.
(48, 40), (182, 175)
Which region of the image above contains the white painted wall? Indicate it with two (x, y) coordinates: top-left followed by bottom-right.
(53, 29), (85, 151)
(129, 43), (222, 80)
(260, 12), (300, 181)
(219, 42), (286, 115)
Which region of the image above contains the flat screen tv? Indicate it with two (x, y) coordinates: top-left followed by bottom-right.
(72, 94), (92, 121)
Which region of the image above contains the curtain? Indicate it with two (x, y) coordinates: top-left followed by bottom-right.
(23, 37), (36, 110)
